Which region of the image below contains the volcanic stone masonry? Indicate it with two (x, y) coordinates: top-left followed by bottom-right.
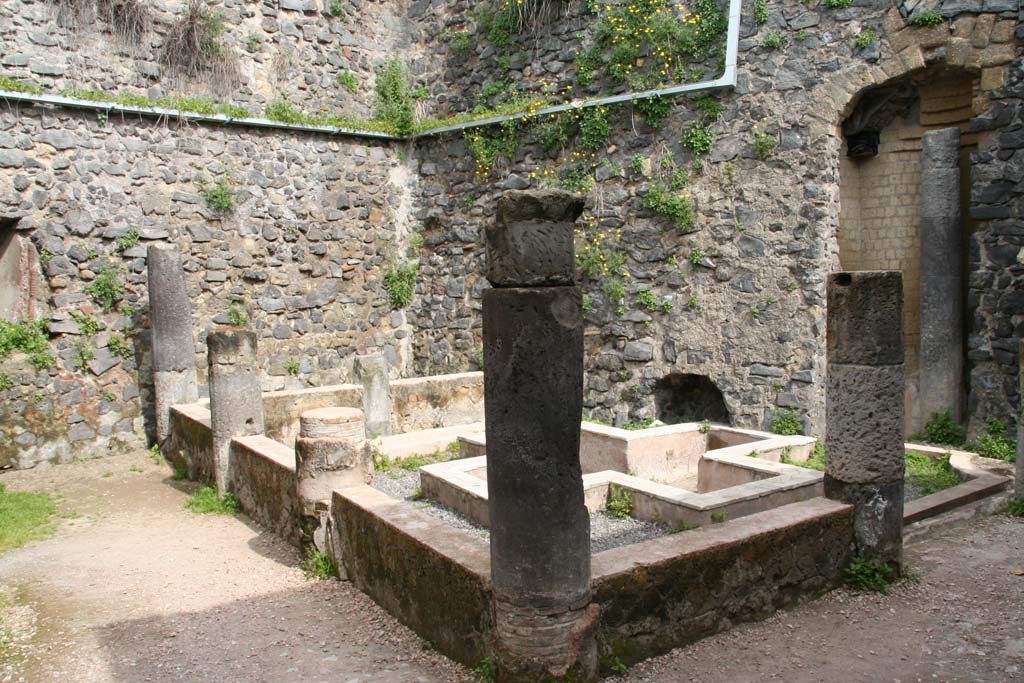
(825, 270), (906, 567)
(147, 246), (198, 444)
(207, 328), (266, 494)
(483, 190), (598, 681)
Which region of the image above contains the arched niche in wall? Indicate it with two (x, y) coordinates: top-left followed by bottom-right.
(654, 373), (730, 425)
(837, 64), (980, 436)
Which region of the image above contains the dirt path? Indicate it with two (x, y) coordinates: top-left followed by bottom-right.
(1, 448), (1022, 683)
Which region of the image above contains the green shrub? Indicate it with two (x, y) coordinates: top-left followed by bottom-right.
(384, 261), (419, 309)
(688, 247), (705, 265)
(0, 319), (55, 369)
(772, 409), (802, 436)
(114, 228), (140, 252)
(854, 29), (878, 49)
(624, 416), (656, 431)
(824, 0), (851, 7)
(1007, 497), (1024, 517)
(643, 183), (696, 231)
(972, 419), (1015, 462)
(0, 372), (12, 391)
(336, 70), (358, 94)
(202, 179), (235, 213)
(754, 0), (768, 24)
(752, 125), (777, 160)
(227, 303), (248, 327)
(762, 30), (786, 49)
(328, 0), (346, 19)
(913, 410), (965, 446)
(635, 95), (671, 129)
(473, 657), (497, 683)
(905, 451), (960, 496)
(635, 289), (657, 313)
(374, 59), (415, 135)
(843, 557), (899, 593)
(69, 310), (102, 335)
(682, 123), (714, 154)
(606, 484), (633, 519)
(579, 106), (611, 150)
(301, 547), (339, 579)
(284, 358), (300, 376)
(84, 267), (125, 311)
(184, 485), (240, 515)
(603, 277), (625, 303)
(908, 9), (943, 26)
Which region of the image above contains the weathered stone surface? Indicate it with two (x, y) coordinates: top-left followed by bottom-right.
(823, 478), (903, 565)
(353, 353), (393, 438)
(208, 329), (265, 493)
(484, 286), (588, 605)
(827, 272), (905, 366)
(148, 246), (199, 442)
(918, 128), (963, 429)
(486, 190), (584, 287)
(1018, 340), (1023, 494)
(826, 363), (906, 484)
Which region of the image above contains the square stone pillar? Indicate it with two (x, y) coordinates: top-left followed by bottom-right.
(483, 190), (598, 682)
(825, 271), (905, 568)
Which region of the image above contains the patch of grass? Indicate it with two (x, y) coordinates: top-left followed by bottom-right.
(0, 372), (12, 391)
(762, 30), (786, 49)
(670, 520), (700, 533)
(682, 122), (714, 154)
(771, 408), (802, 436)
(97, 0), (151, 45)
(69, 310), (102, 335)
(1007, 497), (1024, 517)
(201, 179), (235, 214)
(0, 75), (43, 95)
(184, 485), (240, 515)
(284, 358), (301, 376)
(824, 0), (851, 7)
(301, 547), (339, 580)
(114, 228), (139, 252)
(226, 303), (248, 328)
(606, 484), (633, 519)
(710, 511), (728, 523)
(853, 29), (878, 49)
(336, 70), (358, 94)
(698, 419), (711, 434)
(623, 416), (656, 431)
(782, 441), (826, 471)
(0, 484), (59, 552)
(905, 451), (960, 496)
(843, 557), (899, 594)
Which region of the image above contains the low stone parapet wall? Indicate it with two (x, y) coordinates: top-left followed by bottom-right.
(231, 435), (300, 546)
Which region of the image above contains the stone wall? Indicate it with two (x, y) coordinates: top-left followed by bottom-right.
(0, 0), (424, 120)
(2, 0), (1021, 467)
(0, 104), (411, 468)
(408, 0), (1022, 437)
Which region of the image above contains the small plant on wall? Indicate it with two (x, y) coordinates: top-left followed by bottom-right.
(384, 260), (419, 310)
(751, 121), (777, 160)
(160, 0), (240, 89)
(199, 178), (235, 214)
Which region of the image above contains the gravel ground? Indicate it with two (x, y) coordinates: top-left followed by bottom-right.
(2, 448), (1021, 683)
(372, 469), (669, 551)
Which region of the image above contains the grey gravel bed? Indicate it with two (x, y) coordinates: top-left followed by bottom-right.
(372, 469), (671, 551)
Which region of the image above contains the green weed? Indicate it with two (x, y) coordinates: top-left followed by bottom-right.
(843, 557), (899, 594)
(184, 485), (240, 515)
(905, 451), (960, 496)
(772, 409), (802, 436)
(0, 484), (59, 552)
(301, 547), (339, 580)
(384, 261), (419, 309)
(606, 484), (633, 519)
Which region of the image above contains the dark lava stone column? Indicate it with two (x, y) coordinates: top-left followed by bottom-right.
(147, 246), (198, 444)
(825, 271), (906, 568)
(207, 329), (265, 493)
(483, 189), (598, 682)
(919, 127), (963, 429)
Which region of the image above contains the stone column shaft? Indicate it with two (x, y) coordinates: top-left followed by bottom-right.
(919, 127), (963, 429)
(353, 353), (393, 438)
(147, 246), (198, 444)
(295, 407), (371, 549)
(826, 271), (905, 567)
(484, 190), (596, 682)
(207, 329), (264, 493)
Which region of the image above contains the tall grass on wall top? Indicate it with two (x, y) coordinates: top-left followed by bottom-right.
(160, 0), (240, 90)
